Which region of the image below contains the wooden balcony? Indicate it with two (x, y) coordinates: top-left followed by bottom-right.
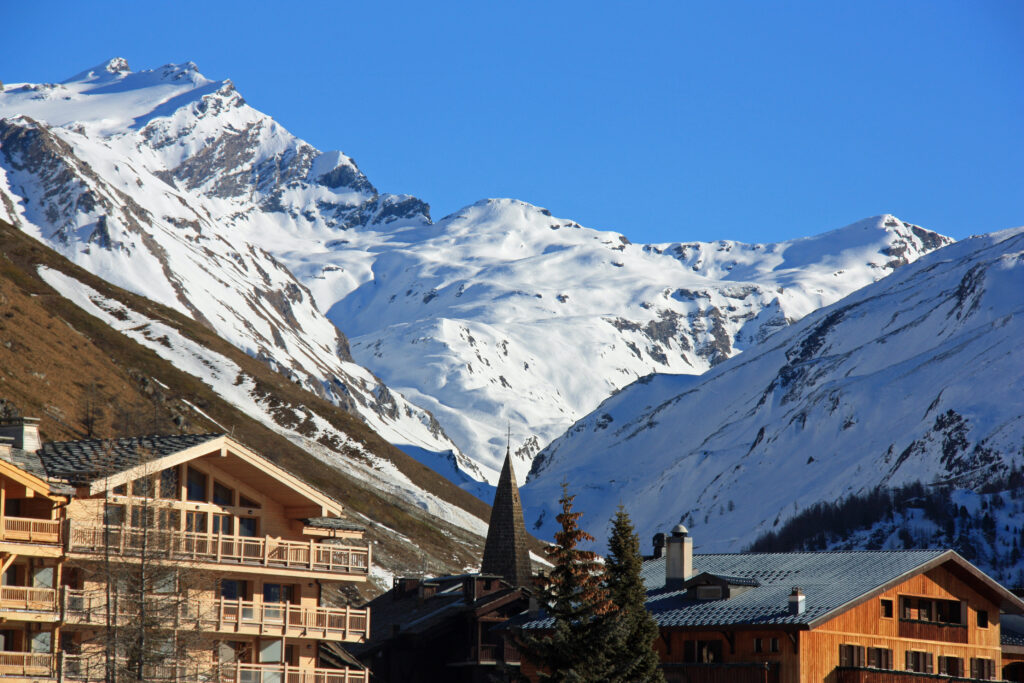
(0, 586), (58, 618)
(61, 656), (367, 683)
(66, 523), (370, 579)
(897, 618), (968, 643)
(0, 652), (55, 679)
(835, 667), (996, 683)
(63, 590), (369, 642)
(470, 642), (520, 664)
(0, 517), (61, 547)
(219, 664), (368, 683)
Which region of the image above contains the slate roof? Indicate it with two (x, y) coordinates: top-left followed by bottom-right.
(37, 433), (223, 485)
(0, 446), (75, 495)
(520, 550), (952, 630)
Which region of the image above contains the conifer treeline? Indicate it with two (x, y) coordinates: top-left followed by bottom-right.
(748, 467), (1024, 587)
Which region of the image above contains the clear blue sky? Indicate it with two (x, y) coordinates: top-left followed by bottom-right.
(3, 1), (1021, 243)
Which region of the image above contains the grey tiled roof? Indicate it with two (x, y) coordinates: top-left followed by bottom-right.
(521, 550), (948, 629)
(37, 434), (223, 485)
(0, 447), (74, 495)
(305, 517), (365, 532)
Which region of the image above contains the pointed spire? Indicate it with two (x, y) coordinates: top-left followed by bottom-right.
(481, 441), (532, 587)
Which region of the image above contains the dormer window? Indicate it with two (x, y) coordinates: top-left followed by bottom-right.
(696, 585), (723, 600)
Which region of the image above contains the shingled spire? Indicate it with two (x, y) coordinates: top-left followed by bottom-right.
(481, 442), (532, 587)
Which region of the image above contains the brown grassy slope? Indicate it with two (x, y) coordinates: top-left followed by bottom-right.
(0, 219), (502, 595)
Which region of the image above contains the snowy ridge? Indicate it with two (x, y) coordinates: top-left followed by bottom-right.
(523, 229), (1024, 551)
(0, 58), (952, 489)
(37, 266), (486, 537)
(0, 59), (460, 466)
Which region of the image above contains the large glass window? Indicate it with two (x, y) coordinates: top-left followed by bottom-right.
(185, 511), (207, 533)
(213, 514), (233, 535)
(263, 583), (293, 604)
(238, 517), (258, 538)
(160, 467), (179, 499)
(186, 467), (207, 502)
(104, 504), (126, 526)
(213, 481), (234, 506)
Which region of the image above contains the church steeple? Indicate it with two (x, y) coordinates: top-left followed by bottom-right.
(481, 441), (532, 587)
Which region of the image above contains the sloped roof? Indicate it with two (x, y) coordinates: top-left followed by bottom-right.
(37, 434), (223, 484)
(1003, 614), (1024, 648)
(520, 549), (1024, 630)
(305, 517), (365, 532)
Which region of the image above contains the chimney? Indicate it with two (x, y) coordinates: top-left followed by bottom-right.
(0, 418), (40, 452)
(652, 533), (666, 559)
(665, 523), (693, 587)
(788, 587), (805, 615)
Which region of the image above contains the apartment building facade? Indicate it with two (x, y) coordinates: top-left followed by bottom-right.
(0, 418), (370, 683)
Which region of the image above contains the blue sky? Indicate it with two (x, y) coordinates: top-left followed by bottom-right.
(3, 1), (1021, 243)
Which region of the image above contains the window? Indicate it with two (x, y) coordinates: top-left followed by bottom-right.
(112, 484), (127, 495)
(238, 494), (261, 509)
(263, 583), (294, 604)
(157, 508), (180, 530)
(104, 504), (126, 526)
(769, 638), (779, 653)
(682, 640), (723, 663)
(899, 596), (963, 624)
(839, 644), (864, 666)
(131, 476), (156, 498)
(186, 467), (208, 502)
(160, 467), (179, 499)
(977, 609), (989, 628)
(220, 579), (248, 601)
(213, 481), (234, 506)
(906, 650), (933, 674)
(880, 599), (893, 618)
(867, 647), (893, 669)
(753, 638), (763, 653)
(185, 511), (208, 533)
(4, 499), (21, 517)
(971, 658), (996, 680)
(938, 656), (963, 676)
(130, 506), (155, 529)
(238, 517), (258, 538)
(154, 572), (176, 594)
(213, 514), (233, 535)
(696, 585), (723, 600)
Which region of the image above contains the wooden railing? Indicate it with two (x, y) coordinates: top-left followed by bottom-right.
(61, 657), (367, 683)
(0, 516), (61, 545)
(66, 523), (370, 577)
(219, 664), (368, 683)
(210, 598), (369, 640)
(0, 651), (55, 678)
(835, 667), (1002, 683)
(63, 590), (369, 642)
(897, 618), (969, 643)
(0, 585), (57, 613)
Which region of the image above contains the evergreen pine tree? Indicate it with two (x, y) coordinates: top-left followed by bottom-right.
(604, 506), (665, 683)
(519, 483), (614, 682)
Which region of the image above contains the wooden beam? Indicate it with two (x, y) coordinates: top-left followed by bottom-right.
(284, 506), (326, 519)
(0, 553), (18, 576)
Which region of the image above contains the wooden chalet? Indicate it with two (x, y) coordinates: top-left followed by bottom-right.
(0, 417), (370, 682)
(517, 524), (1024, 682)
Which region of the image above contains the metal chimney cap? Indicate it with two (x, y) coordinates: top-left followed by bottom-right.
(671, 523), (688, 537)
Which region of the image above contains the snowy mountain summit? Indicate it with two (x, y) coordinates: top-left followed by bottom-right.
(0, 59), (953, 488)
(0, 58), (456, 462)
(524, 228), (1024, 552)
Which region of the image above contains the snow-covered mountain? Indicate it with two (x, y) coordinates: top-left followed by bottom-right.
(523, 228), (1024, 554)
(0, 58), (952, 488)
(0, 59), (459, 465)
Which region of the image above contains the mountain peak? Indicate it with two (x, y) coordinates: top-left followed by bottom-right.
(63, 57), (131, 84)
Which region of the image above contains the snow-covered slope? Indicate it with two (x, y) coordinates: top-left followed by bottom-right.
(0, 59), (459, 465)
(0, 58), (952, 488)
(524, 228), (1024, 551)
(328, 202), (950, 482)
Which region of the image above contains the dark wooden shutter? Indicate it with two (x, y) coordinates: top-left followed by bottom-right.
(906, 650), (914, 670)
(884, 649), (893, 670)
(925, 653), (933, 674)
(971, 658), (979, 678)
